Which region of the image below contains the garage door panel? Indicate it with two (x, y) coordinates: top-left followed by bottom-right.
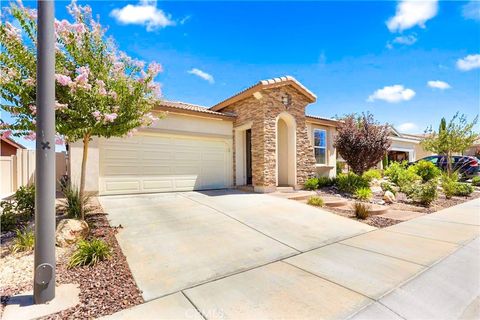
(105, 180), (141, 192)
(143, 179), (173, 191)
(100, 134), (230, 195)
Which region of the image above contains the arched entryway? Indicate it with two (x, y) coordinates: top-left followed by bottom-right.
(276, 112), (296, 187)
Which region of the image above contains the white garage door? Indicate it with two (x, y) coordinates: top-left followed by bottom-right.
(99, 133), (231, 195)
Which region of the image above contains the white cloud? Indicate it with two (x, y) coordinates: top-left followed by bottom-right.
(456, 54), (480, 71)
(110, 0), (175, 31)
(386, 0), (438, 32)
(393, 34), (417, 45)
(427, 80), (451, 90)
(367, 85), (416, 103)
(188, 68), (214, 83)
(397, 122), (419, 133)
(463, 1), (480, 21)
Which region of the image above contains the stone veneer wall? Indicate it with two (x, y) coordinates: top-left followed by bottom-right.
(221, 85), (316, 189)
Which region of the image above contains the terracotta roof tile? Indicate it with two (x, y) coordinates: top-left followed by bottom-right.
(157, 100), (235, 117)
(210, 76), (317, 111)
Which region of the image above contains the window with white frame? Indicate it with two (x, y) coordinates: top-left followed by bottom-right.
(314, 129), (327, 165)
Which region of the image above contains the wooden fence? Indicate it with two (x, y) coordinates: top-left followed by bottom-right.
(0, 149), (67, 197)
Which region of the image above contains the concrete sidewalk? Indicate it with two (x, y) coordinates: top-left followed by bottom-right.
(101, 197), (480, 320)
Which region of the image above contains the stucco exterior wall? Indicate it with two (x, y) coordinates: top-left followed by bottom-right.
(306, 123), (337, 178)
(68, 112), (234, 193)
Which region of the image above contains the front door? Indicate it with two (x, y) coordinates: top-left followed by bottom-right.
(245, 129), (252, 185)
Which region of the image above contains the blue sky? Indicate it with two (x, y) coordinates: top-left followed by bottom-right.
(2, 0), (480, 148)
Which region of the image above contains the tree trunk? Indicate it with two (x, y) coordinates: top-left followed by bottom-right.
(446, 151), (452, 176)
(79, 133), (90, 220)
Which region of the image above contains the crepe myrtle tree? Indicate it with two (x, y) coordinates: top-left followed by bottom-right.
(422, 113), (478, 175)
(0, 1), (163, 219)
(334, 113), (391, 175)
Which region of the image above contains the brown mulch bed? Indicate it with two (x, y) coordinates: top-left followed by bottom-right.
(0, 202), (143, 319)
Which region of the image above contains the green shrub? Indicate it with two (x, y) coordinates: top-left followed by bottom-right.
(58, 183), (92, 219)
(441, 173), (459, 199)
(384, 161), (408, 185)
(362, 169), (382, 182)
(1, 202), (18, 232)
(353, 202), (370, 220)
(335, 173), (369, 194)
(14, 185), (35, 218)
(397, 170), (421, 196)
(380, 181), (396, 195)
(11, 228), (35, 253)
(454, 183), (474, 197)
(307, 196), (324, 207)
(336, 161), (345, 175)
(0, 185), (35, 231)
(410, 181), (438, 206)
(472, 176), (480, 186)
(317, 176), (335, 188)
(68, 239), (111, 268)
(304, 177), (319, 190)
(354, 187), (373, 201)
(409, 160), (441, 183)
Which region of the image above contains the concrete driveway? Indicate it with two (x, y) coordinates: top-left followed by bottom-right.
(99, 189), (374, 301)
(100, 194), (480, 320)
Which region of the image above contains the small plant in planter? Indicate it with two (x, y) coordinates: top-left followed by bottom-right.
(307, 196), (324, 207)
(471, 176), (480, 187)
(409, 160), (441, 183)
(362, 169), (382, 183)
(335, 173), (369, 194)
(380, 182), (396, 195)
(68, 238), (111, 268)
(353, 202), (370, 220)
(304, 177), (319, 190)
(11, 228), (35, 253)
(354, 187), (372, 201)
(58, 179), (93, 219)
(410, 181), (438, 206)
(453, 183), (474, 197)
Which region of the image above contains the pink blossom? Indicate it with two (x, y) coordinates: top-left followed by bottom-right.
(23, 78), (36, 86)
(1, 130), (12, 139)
(113, 62), (124, 73)
(104, 113), (118, 123)
(132, 59), (145, 69)
(126, 128), (138, 137)
(72, 23), (86, 34)
(95, 80), (107, 95)
(5, 22), (21, 41)
(76, 66), (90, 77)
(147, 62), (163, 76)
(24, 131), (36, 141)
(92, 110), (102, 121)
(55, 74), (72, 86)
(55, 101), (68, 110)
(148, 82), (162, 97)
(108, 91), (118, 100)
(29, 105), (37, 115)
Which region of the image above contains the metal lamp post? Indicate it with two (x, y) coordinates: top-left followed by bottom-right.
(34, 0), (56, 304)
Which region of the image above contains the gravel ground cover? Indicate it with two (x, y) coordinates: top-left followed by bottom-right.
(0, 201), (143, 319)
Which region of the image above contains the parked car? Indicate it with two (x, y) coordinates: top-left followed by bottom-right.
(410, 155), (480, 178)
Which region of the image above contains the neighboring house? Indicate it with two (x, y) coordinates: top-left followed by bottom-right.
(1, 136), (25, 156)
(386, 129), (432, 164)
(69, 76), (429, 195)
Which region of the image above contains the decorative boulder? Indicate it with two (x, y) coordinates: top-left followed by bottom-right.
(55, 219), (89, 247)
(383, 191), (396, 204)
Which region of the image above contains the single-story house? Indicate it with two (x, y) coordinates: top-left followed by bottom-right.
(1, 136), (25, 156)
(69, 76), (429, 195)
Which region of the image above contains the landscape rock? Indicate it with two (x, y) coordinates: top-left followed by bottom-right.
(371, 186), (383, 193)
(55, 219), (89, 247)
(383, 191), (396, 204)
